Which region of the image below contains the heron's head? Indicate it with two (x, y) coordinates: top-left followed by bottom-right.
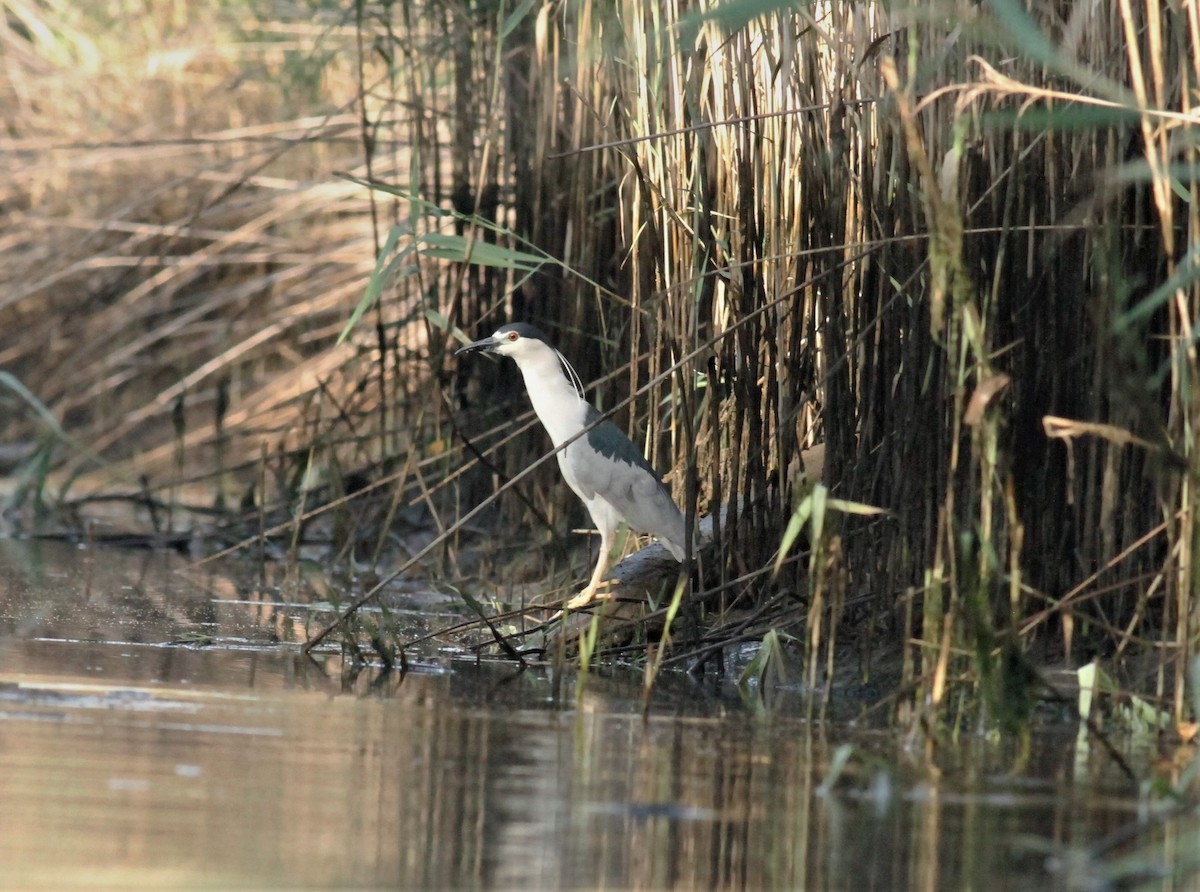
(455, 323), (555, 360)
(456, 322), (584, 396)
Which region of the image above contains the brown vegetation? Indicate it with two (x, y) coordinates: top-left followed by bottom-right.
(1, 1), (1196, 724)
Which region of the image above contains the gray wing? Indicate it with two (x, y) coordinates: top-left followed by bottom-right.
(564, 414), (686, 558)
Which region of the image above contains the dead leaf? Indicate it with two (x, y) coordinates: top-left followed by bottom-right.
(964, 373), (1011, 425)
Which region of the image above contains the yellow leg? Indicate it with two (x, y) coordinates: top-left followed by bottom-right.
(565, 554), (608, 609)
(565, 526), (617, 609)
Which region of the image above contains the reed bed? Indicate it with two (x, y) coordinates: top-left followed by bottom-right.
(1, 0), (1197, 726)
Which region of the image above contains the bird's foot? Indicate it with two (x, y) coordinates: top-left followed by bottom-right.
(564, 579), (619, 611)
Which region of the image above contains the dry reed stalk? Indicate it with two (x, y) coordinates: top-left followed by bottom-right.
(490, 0), (1200, 713)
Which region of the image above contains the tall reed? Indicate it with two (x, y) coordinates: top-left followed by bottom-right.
(3, 1), (1197, 723)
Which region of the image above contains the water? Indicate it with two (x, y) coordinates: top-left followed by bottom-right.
(0, 540), (1189, 889)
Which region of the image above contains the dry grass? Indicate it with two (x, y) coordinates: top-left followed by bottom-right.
(1, 3), (371, 503)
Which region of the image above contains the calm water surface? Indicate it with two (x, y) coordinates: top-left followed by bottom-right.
(0, 540), (1189, 890)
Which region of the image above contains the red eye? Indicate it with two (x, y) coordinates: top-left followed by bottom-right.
(507, 331), (519, 341)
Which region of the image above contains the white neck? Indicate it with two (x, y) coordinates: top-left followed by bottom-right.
(513, 348), (589, 446)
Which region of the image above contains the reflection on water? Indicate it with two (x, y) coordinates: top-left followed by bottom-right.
(0, 541), (1187, 889)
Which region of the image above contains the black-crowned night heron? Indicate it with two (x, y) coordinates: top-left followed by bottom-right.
(456, 323), (687, 608)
